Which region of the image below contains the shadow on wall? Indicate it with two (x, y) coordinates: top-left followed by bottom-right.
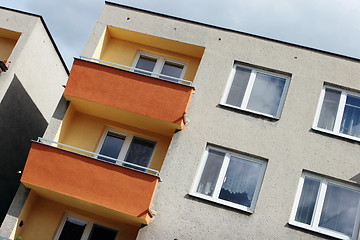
(0, 75), (47, 224)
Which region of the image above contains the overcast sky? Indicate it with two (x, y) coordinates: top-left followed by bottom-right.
(1, 0), (360, 69)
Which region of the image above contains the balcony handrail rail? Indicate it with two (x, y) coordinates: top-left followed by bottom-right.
(79, 56), (193, 86)
(37, 137), (160, 176)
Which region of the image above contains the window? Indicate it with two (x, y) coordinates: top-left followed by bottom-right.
(55, 216), (118, 240)
(190, 146), (267, 212)
(314, 86), (360, 141)
(290, 173), (360, 240)
(96, 129), (156, 171)
(133, 52), (186, 82)
(221, 64), (290, 118)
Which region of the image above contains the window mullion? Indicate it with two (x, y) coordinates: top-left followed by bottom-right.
(241, 70), (256, 109)
(333, 92), (347, 133)
(312, 180), (327, 228)
(80, 222), (93, 240)
(212, 153), (230, 199)
(152, 57), (163, 77)
(118, 134), (133, 162)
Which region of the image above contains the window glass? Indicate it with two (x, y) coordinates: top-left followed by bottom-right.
(193, 146), (266, 212)
(196, 149), (225, 196)
(219, 156), (263, 207)
(315, 86), (360, 141)
(124, 137), (156, 171)
(88, 224), (118, 240)
(223, 64), (290, 118)
(160, 61), (184, 81)
(133, 53), (186, 82)
(340, 95), (360, 137)
(317, 88), (341, 131)
(98, 132), (125, 163)
(58, 217), (87, 240)
(135, 55), (157, 75)
(291, 174), (360, 240)
(247, 73), (286, 116)
(226, 66), (251, 107)
(97, 130), (157, 172)
(319, 184), (360, 237)
(294, 177), (320, 225)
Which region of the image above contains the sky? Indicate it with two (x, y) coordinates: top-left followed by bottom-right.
(0, 0), (360, 69)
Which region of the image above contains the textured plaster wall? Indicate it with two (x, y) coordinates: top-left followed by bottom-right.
(0, 9), (68, 237)
(90, 5), (360, 240)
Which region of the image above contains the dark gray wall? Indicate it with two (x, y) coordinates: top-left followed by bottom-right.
(0, 75), (47, 223)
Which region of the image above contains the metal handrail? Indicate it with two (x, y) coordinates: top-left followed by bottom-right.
(37, 137), (160, 176)
(79, 56), (193, 86)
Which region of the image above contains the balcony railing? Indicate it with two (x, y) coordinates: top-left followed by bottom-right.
(65, 58), (194, 132)
(22, 139), (160, 224)
(79, 56), (193, 86)
(36, 137), (159, 176)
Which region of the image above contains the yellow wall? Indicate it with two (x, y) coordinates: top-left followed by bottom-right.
(15, 192), (140, 240)
(95, 27), (202, 82)
(0, 37), (17, 61)
(0, 28), (20, 61)
(58, 107), (172, 171)
(92, 27), (111, 60)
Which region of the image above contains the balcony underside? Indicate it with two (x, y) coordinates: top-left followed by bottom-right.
(64, 59), (194, 135)
(21, 142), (159, 225)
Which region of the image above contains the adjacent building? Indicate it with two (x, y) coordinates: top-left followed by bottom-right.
(3, 2), (360, 240)
(0, 6), (68, 236)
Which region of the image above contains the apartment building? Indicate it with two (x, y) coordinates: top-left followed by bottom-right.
(3, 2), (360, 240)
(0, 6), (68, 235)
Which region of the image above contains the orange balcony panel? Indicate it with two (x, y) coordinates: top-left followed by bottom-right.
(21, 142), (159, 225)
(64, 58), (194, 130)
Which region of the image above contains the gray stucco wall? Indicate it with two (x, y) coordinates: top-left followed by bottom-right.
(0, 8), (68, 235)
(87, 5), (360, 240)
(0, 76), (47, 224)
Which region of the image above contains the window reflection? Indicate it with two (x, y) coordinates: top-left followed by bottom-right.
(247, 73), (286, 116)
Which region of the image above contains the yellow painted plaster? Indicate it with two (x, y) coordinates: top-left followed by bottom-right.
(15, 193), (140, 240)
(0, 28), (20, 61)
(58, 110), (172, 171)
(65, 97), (179, 136)
(94, 27), (204, 82)
(92, 26), (111, 60)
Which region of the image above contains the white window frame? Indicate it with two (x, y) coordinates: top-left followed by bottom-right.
(313, 85), (360, 142)
(54, 214), (119, 240)
(189, 145), (267, 213)
(132, 51), (187, 81)
(95, 128), (157, 168)
(220, 64), (291, 119)
(289, 172), (360, 240)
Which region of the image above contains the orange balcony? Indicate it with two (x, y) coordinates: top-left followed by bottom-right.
(21, 141), (159, 225)
(64, 58), (194, 135)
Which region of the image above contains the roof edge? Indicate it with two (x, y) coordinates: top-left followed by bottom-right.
(104, 1), (360, 63)
(0, 6), (69, 74)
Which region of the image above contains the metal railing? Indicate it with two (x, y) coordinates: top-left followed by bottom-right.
(36, 137), (160, 177)
(79, 56), (193, 86)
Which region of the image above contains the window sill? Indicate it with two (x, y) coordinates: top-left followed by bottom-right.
(188, 191), (254, 214)
(288, 221), (352, 240)
(218, 103), (280, 122)
(311, 127), (360, 144)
